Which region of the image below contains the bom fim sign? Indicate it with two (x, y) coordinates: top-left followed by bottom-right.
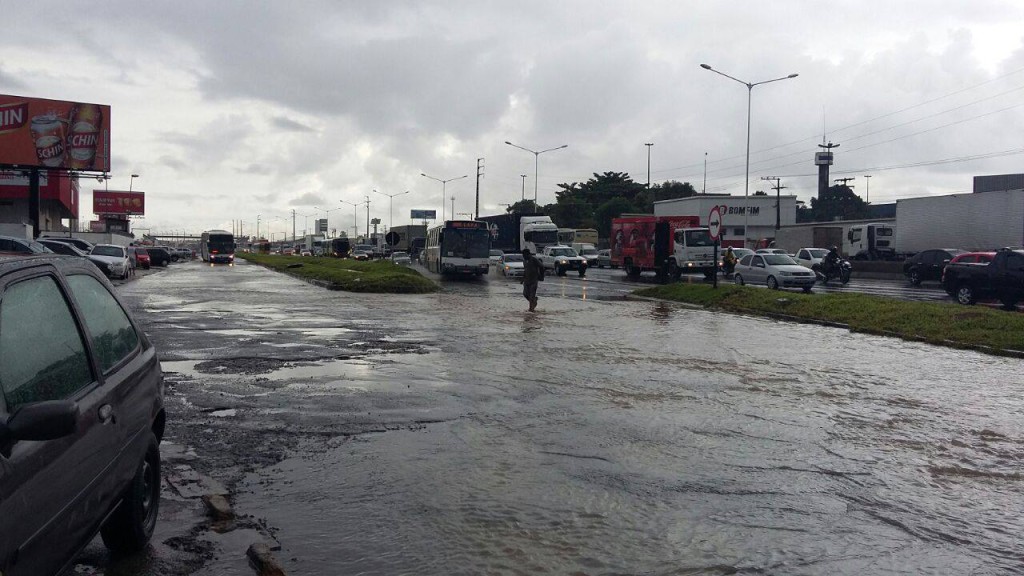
(0, 94), (111, 172)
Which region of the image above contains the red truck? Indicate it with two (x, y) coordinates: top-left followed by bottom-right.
(610, 215), (717, 280)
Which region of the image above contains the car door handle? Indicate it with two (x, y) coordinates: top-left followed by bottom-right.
(98, 404), (115, 424)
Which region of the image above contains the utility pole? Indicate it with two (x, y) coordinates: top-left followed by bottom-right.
(520, 174), (527, 203)
(702, 152), (707, 194)
(365, 196), (371, 241)
(645, 143), (653, 189)
(761, 176), (786, 230)
(863, 175), (872, 204)
(450, 195), (455, 219)
(292, 209), (296, 241)
(475, 157), (484, 220)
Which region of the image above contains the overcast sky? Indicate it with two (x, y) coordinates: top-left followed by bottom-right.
(3, 1), (1023, 238)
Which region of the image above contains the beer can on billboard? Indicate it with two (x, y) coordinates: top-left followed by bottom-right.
(30, 113), (66, 167)
(68, 104), (102, 170)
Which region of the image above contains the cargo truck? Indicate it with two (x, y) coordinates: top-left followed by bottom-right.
(477, 213), (559, 255)
(894, 190), (1024, 255)
(610, 215), (716, 281)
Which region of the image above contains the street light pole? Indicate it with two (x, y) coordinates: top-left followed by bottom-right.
(504, 141), (568, 208)
(701, 63), (798, 247)
(644, 143), (653, 189)
(520, 174), (527, 203)
(373, 189), (410, 240)
(129, 173), (139, 192)
(340, 200), (364, 238)
(421, 173), (468, 222)
(863, 175), (872, 204)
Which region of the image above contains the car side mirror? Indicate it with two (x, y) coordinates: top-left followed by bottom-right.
(0, 400), (78, 444)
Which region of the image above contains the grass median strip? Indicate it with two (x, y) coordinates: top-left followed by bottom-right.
(237, 253), (437, 293)
(636, 283), (1024, 355)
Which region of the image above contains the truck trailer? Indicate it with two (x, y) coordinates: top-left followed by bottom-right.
(894, 190), (1024, 254)
(478, 213), (559, 254)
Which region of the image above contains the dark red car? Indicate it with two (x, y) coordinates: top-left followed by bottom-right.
(130, 246), (152, 269)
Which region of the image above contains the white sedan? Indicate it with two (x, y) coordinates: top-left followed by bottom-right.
(89, 244), (131, 279)
(734, 253), (816, 292)
(794, 247), (830, 271)
(497, 253), (525, 278)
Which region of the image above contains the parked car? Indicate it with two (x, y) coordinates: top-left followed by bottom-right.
(793, 247), (831, 270)
(948, 251), (996, 265)
(596, 249), (613, 268)
(941, 248), (1024, 307)
(497, 252), (525, 277)
(38, 235), (94, 253)
(903, 248), (965, 286)
(146, 246), (172, 267)
(489, 249), (504, 266)
(129, 246), (152, 269)
(734, 253), (816, 292)
(391, 251), (412, 266)
(0, 234), (52, 255)
(90, 244), (131, 279)
(0, 253), (165, 576)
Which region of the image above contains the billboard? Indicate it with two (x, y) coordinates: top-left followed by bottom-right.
(93, 190), (144, 216)
(411, 209), (436, 219)
(316, 218), (327, 233)
(0, 95), (111, 172)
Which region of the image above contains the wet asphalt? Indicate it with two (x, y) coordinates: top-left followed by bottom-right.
(76, 259), (1023, 575)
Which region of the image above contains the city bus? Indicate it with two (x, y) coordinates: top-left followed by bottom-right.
(200, 229), (236, 264)
(424, 220), (491, 276)
(329, 237), (351, 257)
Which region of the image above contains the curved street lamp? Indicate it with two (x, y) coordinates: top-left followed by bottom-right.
(420, 173), (467, 222)
(504, 141), (568, 207)
(339, 199), (366, 238)
(700, 63), (798, 247)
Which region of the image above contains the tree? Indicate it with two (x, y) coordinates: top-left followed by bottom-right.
(635, 180), (697, 212)
(810, 185), (870, 221)
(506, 199), (541, 214)
(593, 197), (637, 240)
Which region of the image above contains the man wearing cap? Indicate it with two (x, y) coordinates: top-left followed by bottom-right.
(521, 248), (543, 312)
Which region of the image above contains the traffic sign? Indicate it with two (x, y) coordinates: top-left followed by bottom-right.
(385, 231), (400, 246)
(708, 206), (723, 241)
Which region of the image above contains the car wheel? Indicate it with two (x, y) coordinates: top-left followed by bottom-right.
(767, 276), (779, 290)
(101, 431), (161, 554)
(1000, 296), (1018, 309)
(802, 286), (813, 293)
(734, 273), (745, 286)
(909, 269), (921, 286)
(955, 284), (976, 305)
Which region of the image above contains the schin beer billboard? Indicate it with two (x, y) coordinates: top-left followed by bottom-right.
(0, 94), (111, 172)
(93, 190), (145, 216)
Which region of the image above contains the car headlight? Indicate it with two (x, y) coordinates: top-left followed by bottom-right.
(559, 259), (567, 264)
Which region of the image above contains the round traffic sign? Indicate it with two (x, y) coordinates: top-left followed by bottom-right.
(708, 206), (723, 240)
(385, 231), (400, 246)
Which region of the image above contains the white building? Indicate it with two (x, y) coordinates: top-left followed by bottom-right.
(653, 194), (798, 247)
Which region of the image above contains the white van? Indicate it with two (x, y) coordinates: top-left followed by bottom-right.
(572, 243), (600, 267)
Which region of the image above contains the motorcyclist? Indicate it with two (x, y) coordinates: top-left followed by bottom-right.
(822, 245), (841, 276)
(722, 246), (737, 274)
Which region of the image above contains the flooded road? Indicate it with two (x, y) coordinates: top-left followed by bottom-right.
(120, 260), (1023, 575)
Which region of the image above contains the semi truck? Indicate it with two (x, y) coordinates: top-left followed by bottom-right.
(478, 213), (559, 254)
(610, 215), (716, 281)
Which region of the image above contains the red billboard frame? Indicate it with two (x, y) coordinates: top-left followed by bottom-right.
(93, 190), (144, 216)
(0, 94), (111, 172)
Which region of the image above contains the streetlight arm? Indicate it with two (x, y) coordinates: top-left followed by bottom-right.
(505, 141), (537, 155)
(538, 144), (569, 155)
(752, 73), (800, 87)
(700, 64), (749, 87)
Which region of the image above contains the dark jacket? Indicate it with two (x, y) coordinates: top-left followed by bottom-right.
(523, 255), (544, 284)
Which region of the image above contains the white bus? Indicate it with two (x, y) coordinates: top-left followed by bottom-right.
(424, 220), (491, 276)
(200, 229), (235, 264)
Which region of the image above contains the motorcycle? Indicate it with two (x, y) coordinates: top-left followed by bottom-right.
(720, 260), (736, 278)
(817, 258), (852, 284)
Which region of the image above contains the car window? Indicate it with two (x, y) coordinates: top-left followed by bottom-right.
(797, 250), (808, 259)
(1006, 253), (1024, 270)
(92, 245), (125, 257)
(739, 255), (752, 266)
(66, 274), (140, 372)
(753, 256), (765, 267)
(0, 275), (94, 408)
(764, 255), (797, 265)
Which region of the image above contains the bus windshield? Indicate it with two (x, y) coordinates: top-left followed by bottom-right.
(445, 227), (490, 258)
(208, 234), (235, 254)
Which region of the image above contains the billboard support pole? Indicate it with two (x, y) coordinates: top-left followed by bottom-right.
(28, 168), (40, 238)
